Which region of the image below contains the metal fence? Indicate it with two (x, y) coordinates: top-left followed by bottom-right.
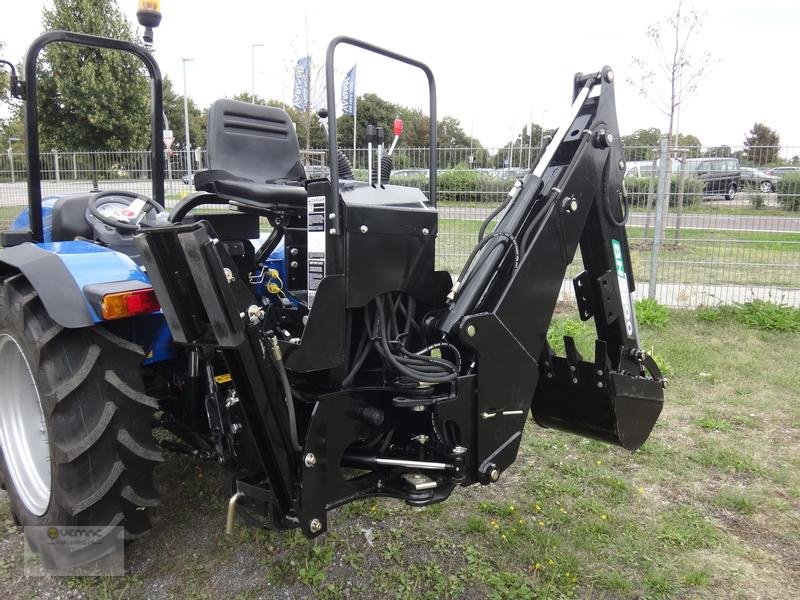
(1, 142), (799, 308)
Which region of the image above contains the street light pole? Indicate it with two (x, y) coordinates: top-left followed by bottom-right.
(251, 44), (264, 103)
(181, 57), (194, 181)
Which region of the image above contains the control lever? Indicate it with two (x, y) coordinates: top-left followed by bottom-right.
(366, 124), (376, 186)
(388, 117), (404, 156)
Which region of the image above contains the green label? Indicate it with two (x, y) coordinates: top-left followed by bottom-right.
(612, 239), (625, 276)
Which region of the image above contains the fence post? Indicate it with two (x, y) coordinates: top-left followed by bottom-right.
(648, 135), (670, 300)
(54, 152), (60, 183)
(674, 149), (687, 242)
(643, 149), (658, 239)
(7, 148), (14, 184)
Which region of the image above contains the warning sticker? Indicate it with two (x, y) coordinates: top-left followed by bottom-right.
(612, 239), (635, 338)
(307, 196), (327, 306)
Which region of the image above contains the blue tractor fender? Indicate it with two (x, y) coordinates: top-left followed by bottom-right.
(0, 240), (151, 328)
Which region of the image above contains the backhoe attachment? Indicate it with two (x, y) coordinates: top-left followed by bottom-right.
(137, 43), (664, 538)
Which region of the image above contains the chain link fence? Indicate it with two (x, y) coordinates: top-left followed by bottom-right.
(1, 142), (798, 307)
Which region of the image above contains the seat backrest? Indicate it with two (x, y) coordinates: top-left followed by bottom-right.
(206, 99), (305, 184)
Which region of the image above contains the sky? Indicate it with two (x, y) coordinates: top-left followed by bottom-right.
(2, 0), (800, 151)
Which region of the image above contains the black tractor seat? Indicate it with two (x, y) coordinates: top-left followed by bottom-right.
(194, 169), (307, 210)
(197, 99), (309, 212)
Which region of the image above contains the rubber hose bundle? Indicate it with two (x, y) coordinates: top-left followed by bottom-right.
(371, 155), (393, 184)
(337, 149), (355, 180)
(343, 293), (460, 386)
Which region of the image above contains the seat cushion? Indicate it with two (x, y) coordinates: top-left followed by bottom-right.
(195, 169), (308, 211)
(213, 179), (308, 208)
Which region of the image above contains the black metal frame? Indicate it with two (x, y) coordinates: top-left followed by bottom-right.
(324, 36), (438, 236)
(21, 31), (165, 242)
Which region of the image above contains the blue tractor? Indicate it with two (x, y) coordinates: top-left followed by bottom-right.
(0, 6), (664, 570)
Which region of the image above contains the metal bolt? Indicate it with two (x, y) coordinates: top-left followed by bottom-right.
(304, 453), (316, 468)
(230, 423), (243, 434)
(489, 469), (500, 482)
(421, 227), (430, 236)
(414, 434), (429, 445)
(546, 373), (553, 379)
(597, 382), (604, 388)
(605, 69), (614, 83)
(223, 267), (235, 283)
(360, 225), (368, 234)
(570, 199), (578, 212)
(411, 404), (426, 412)
(618, 159), (626, 171)
(596, 369), (604, 376)
(328, 212), (336, 220)
(290, 247), (299, 256)
(211, 238), (220, 245)
(466, 324), (477, 337)
(572, 377), (578, 384)
(309, 519), (322, 533)
(329, 228), (336, 235)
(605, 132), (614, 146)
(290, 261), (299, 268)
(452, 446), (467, 456)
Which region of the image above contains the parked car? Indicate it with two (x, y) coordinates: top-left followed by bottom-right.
(624, 158), (680, 178)
(739, 167), (776, 193)
(390, 168), (428, 182)
(765, 166), (800, 178)
(685, 157), (740, 200)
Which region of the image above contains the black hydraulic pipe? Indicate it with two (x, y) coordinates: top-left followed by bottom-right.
(23, 31), (165, 242)
(325, 36), (437, 236)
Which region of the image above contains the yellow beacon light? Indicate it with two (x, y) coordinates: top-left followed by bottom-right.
(137, 0), (162, 43)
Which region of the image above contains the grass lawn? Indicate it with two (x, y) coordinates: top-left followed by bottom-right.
(1, 308), (798, 598)
(438, 219), (800, 288)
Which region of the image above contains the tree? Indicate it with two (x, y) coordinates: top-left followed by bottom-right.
(0, 40), (26, 152)
(493, 124), (555, 169)
(0, 41), (8, 99)
(628, 2), (714, 149)
(744, 122), (780, 166)
(163, 76), (206, 151)
(702, 145), (732, 158)
(621, 128), (662, 149)
(37, 0), (150, 152)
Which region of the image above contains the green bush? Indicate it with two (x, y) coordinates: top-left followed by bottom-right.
(437, 170), (515, 203)
(624, 175), (704, 208)
(749, 193), (766, 210)
(389, 174), (428, 189)
(776, 172), (800, 211)
(635, 298), (669, 328)
(732, 300), (800, 332)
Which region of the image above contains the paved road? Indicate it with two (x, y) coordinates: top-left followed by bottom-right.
(437, 207), (800, 233)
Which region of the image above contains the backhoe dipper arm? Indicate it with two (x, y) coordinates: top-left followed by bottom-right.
(437, 67), (664, 478)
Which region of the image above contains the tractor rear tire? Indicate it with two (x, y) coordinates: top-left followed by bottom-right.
(0, 272), (162, 569)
